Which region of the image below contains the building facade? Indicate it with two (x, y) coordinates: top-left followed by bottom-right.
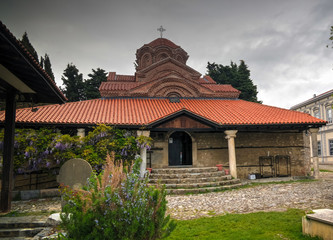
(0, 37), (326, 179)
(290, 90), (333, 164)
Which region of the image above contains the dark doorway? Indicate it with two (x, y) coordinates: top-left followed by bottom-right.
(168, 132), (192, 166)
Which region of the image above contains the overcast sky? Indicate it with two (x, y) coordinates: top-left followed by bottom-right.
(1, 0), (332, 109)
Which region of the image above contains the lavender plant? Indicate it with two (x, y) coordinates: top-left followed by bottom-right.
(60, 154), (175, 240)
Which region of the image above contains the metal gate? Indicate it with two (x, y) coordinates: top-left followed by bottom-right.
(259, 155), (291, 178)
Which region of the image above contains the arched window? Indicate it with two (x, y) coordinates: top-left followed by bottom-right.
(176, 55), (183, 63)
(141, 53), (151, 68)
(156, 53), (168, 61)
(167, 92), (181, 98)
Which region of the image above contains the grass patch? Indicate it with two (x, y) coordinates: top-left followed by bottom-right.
(243, 179), (316, 187)
(165, 209), (320, 240)
(319, 169), (333, 172)
(311, 168), (333, 172)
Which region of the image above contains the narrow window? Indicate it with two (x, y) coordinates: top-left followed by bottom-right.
(318, 141), (321, 156)
(326, 107), (332, 123)
(329, 139), (333, 156)
(314, 110), (320, 119)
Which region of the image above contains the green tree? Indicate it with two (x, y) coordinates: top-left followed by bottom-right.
(61, 63), (86, 101)
(207, 60), (261, 103)
(84, 68), (107, 99)
(44, 54), (55, 81)
(329, 26), (333, 48)
(20, 32), (39, 62)
(40, 56), (44, 68)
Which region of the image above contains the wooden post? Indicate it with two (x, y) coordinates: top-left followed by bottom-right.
(1, 89), (17, 212)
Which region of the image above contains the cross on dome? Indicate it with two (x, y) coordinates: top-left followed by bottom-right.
(157, 25), (166, 38)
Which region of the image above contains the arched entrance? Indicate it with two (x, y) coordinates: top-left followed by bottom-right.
(168, 131), (192, 166)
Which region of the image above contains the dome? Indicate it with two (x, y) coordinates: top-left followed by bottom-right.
(135, 38), (189, 71)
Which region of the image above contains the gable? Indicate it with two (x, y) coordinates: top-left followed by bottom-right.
(136, 57), (201, 81)
(150, 112), (216, 129)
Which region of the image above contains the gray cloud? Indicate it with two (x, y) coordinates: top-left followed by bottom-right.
(1, 0), (332, 108)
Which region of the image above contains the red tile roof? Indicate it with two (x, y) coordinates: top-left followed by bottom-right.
(203, 84), (241, 93)
(99, 82), (141, 91)
(107, 72), (135, 82)
(0, 98), (326, 127)
(147, 38), (180, 49)
(199, 76), (216, 84)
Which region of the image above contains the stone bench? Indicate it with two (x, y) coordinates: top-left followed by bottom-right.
(302, 209), (333, 240)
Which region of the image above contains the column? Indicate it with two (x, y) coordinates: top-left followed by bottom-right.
(77, 128), (85, 138)
(137, 130), (150, 178)
(225, 130), (238, 179)
(309, 128), (319, 179)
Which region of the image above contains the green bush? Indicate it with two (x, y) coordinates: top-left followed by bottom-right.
(60, 154), (175, 240)
(0, 125), (152, 173)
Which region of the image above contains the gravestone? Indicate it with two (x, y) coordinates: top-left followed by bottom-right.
(57, 158), (93, 190)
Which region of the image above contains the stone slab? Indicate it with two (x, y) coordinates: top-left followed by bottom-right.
(40, 189), (60, 198)
(306, 209), (333, 226)
(303, 209), (333, 240)
(20, 190), (39, 200)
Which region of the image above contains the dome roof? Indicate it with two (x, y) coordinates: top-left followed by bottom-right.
(135, 38), (189, 71)
(147, 38), (180, 49)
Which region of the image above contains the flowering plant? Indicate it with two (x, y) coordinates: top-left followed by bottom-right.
(0, 125), (152, 174)
(59, 154), (175, 240)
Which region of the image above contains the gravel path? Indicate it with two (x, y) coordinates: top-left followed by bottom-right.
(10, 173), (333, 220)
(167, 179), (333, 219)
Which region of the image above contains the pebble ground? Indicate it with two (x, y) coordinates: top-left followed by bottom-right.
(10, 171), (333, 220)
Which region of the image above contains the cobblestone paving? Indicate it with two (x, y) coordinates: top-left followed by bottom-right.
(10, 173), (333, 220)
(167, 178), (333, 219)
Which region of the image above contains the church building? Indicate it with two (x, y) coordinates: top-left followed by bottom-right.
(0, 36), (326, 179)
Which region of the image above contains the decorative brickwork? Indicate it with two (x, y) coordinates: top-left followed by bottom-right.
(99, 38), (241, 98)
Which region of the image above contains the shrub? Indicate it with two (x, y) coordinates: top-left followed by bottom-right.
(60, 154), (175, 240)
(0, 125), (152, 174)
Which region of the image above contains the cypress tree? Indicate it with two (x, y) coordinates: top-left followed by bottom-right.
(20, 32), (39, 62)
(207, 60), (261, 103)
(44, 54), (55, 81)
(84, 68), (107, 99)
(61, 63), (86, 102)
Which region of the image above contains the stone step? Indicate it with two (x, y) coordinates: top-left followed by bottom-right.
(0, 222), (47, 229)
(149, 175), (231, 184)
(152, 167), (219, 174)
(0, 227), (44, 238)
(166, 183), (243, 194)
(149, 171), (225, 179)
(0, 216), (48, 230)
(163, 179), (241, 189)
(0, 237), (33, 240)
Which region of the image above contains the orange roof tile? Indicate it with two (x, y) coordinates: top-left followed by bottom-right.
(199, 75), (216, 84)
(107, 72), (135, 82)
(203, 84), (241, 93)
(147, 38), (180, 49)
(0, 98), (326, 127)
(99, 82), (141, 91)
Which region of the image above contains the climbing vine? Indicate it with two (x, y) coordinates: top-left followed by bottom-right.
(0, 125), (152, 173)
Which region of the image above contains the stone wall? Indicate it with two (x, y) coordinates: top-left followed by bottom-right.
(150, 130), (311, 179)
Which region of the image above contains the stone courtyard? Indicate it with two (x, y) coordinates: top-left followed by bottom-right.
(10, 170), (333, 220)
